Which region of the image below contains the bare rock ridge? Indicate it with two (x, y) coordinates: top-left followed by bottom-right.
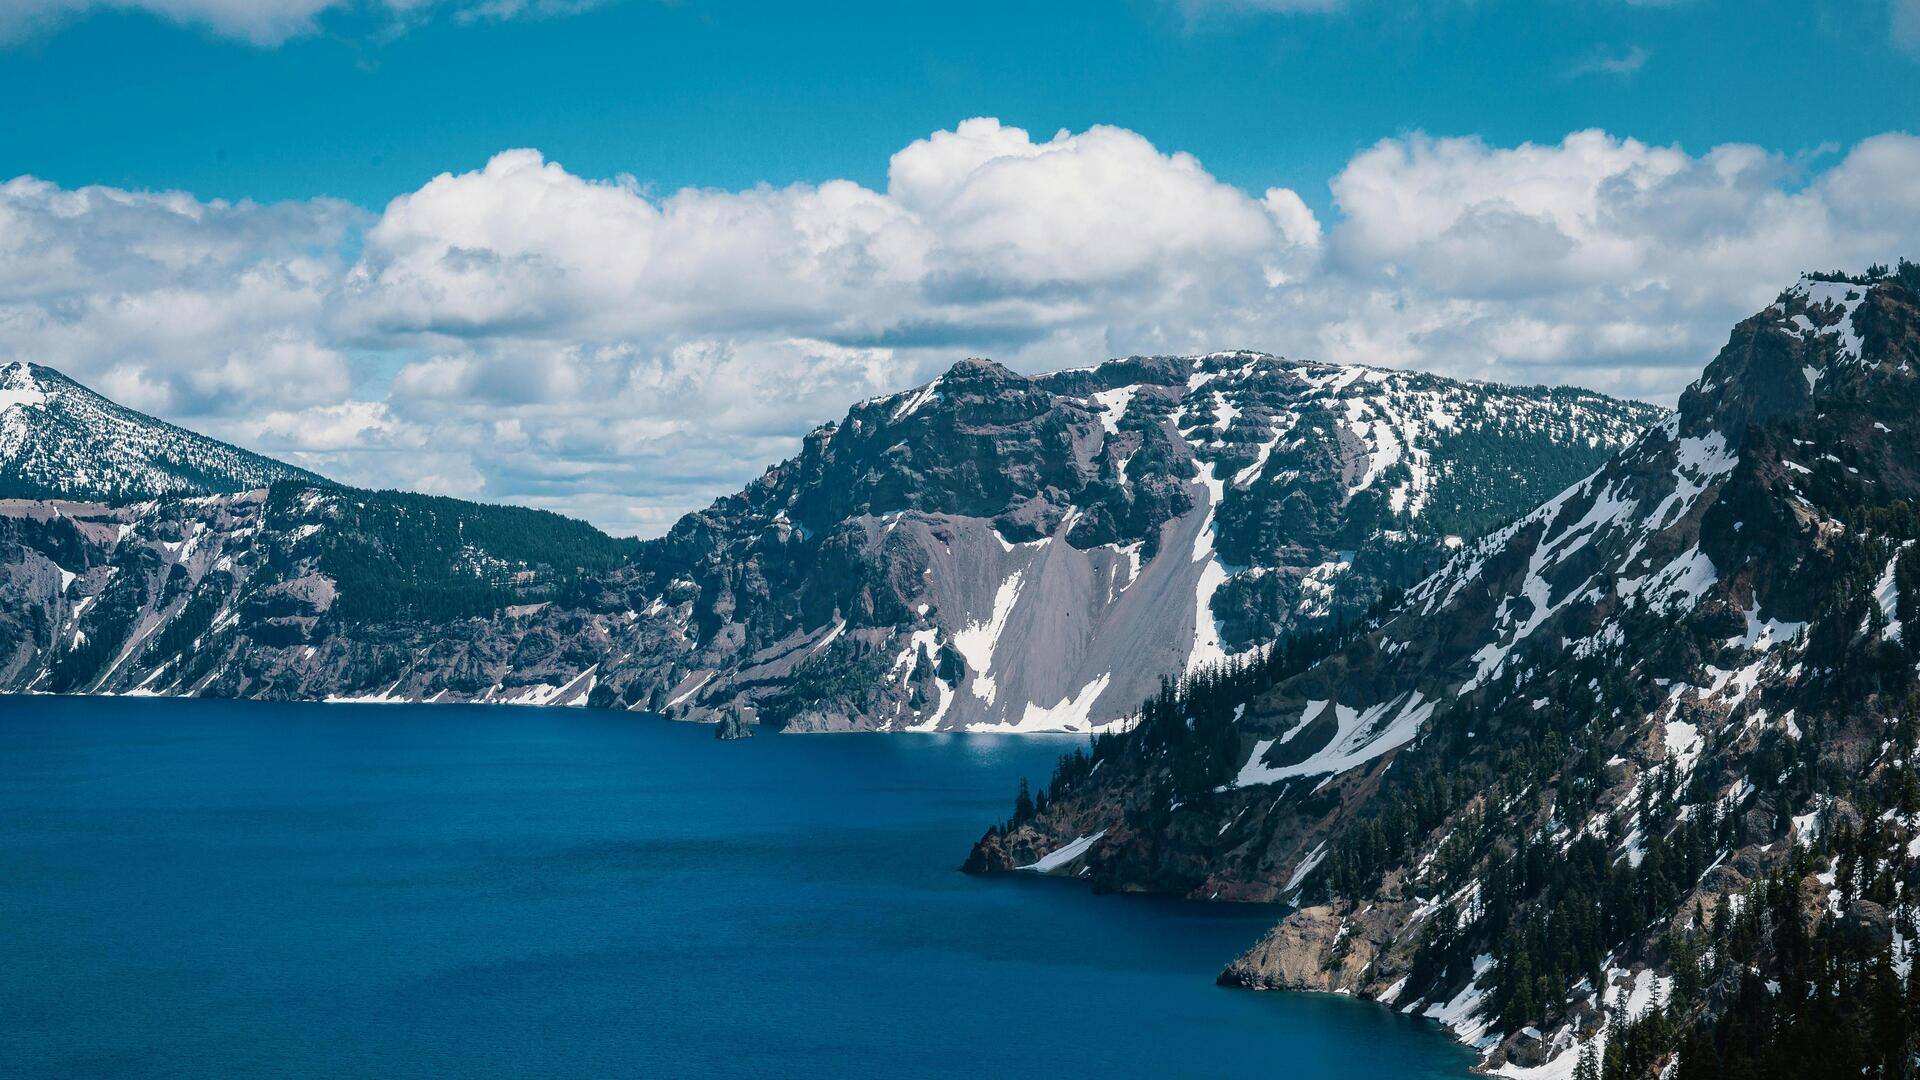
(969, 263), (1920, 1076)
(0, 349), (1659, 733)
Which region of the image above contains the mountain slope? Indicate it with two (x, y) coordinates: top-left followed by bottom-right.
(0, 352), (1658, 733)
(622, 353), (1659, 732)
(0, 361), (323, 501)
(0, 485), (642, 702)
(968, 264), (1920, 1076)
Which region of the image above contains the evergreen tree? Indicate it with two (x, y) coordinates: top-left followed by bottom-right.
(1573, 1041), (1598, 1080)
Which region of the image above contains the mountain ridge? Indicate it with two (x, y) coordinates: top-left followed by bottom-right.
(0, 348), (1659, 736)
(966, 263), (1920, 1077)
(0, 361), (323, 502)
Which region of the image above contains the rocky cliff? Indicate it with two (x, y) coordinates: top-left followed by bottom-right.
(968, 264), (1920, 1076)
(0, 351), (1658, 734)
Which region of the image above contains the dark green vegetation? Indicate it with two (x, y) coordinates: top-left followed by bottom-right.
(1411, 398), (1640, 544)
(990, 627), (1351, 837)
(751, 637), (894, 729)
(1329, 469), (1920, 1075)
(1663, 819), (1920, 1080)
(266, 483), (641, 623)
(1806, 259), (1920, 292)
(43, 543), (158, 693)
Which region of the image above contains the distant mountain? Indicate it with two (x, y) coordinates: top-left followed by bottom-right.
(966, 264), (1920, 1076)
(625, 353), (1660, 732)
(0, 361), (321, 501)
(0, 353), (1658, 732)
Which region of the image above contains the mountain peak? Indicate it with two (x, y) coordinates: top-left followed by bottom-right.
(1680, 271), (1919, 442)
(0, 360), (50, 413)
(940, 356), (1017, 380)
(0, 361), (323, 503)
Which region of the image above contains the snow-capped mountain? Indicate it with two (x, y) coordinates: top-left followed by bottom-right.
(625, 353), (1657, 733)
(0, 351), (1656, 733)
(967, 265), (1920, 1075)
(0, 361), (321, 501)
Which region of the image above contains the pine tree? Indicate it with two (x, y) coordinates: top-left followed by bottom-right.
(1573, 1040), (1599, 1080)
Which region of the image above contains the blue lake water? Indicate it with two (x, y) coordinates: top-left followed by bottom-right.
(0, 695), (1475, 1078)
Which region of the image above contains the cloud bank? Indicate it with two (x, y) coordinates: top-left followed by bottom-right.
(4, 119), (1919, 534)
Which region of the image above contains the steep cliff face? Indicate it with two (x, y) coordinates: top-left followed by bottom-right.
(0, 350), (1658, 733)
(0, 487), (640, 704)
(970, 269), (1920, 1075)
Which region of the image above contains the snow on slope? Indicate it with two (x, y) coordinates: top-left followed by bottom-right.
(0, 351), (1656, 736)
(970, 270), (1920, 1080)
(0, 361), (319, 501)
(844, 351), (1658, 733)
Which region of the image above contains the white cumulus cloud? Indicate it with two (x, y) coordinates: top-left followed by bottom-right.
(1313, 129), (1920, 397)
(3, 119), (1920, 535)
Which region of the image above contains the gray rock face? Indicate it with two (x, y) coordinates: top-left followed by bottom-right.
(0, 351), (1659, 733)
(620, 352), (1659, 732)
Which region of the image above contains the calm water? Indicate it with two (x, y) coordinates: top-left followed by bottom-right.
(0, 695), (1474, 1079)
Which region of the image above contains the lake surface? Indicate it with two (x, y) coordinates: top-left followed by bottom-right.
(0, 695), (1475, 1078)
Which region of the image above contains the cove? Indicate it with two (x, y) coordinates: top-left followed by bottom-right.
(0, 695), (1476, 1078)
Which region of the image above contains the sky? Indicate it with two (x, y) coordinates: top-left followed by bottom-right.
(1, 0), (1917, 535)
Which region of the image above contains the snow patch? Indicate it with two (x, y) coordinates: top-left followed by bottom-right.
(1231, 692), (1435, 786)
(1423, 954), (1497, 1044)
(980, 673), (1116, 734)
(1092, 385), (1138, 436)
(1664, 719), (1702, 775)
(0, 383), (48, 413)
(953, 570), (1025, 701)
(1724, 603), (1806, 652)
(664, 671), (715, 710)
(1185, 462), (1233, 674)
(1875, 542), (1912, 642)
(1284, 841), (1328, 892)
(1020, 830), (1107, 873)
(889, 376), (943, 421)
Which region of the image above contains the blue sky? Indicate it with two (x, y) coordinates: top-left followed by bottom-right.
(6, 0), (1914, 213)
(1, 0), (1917, 534)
